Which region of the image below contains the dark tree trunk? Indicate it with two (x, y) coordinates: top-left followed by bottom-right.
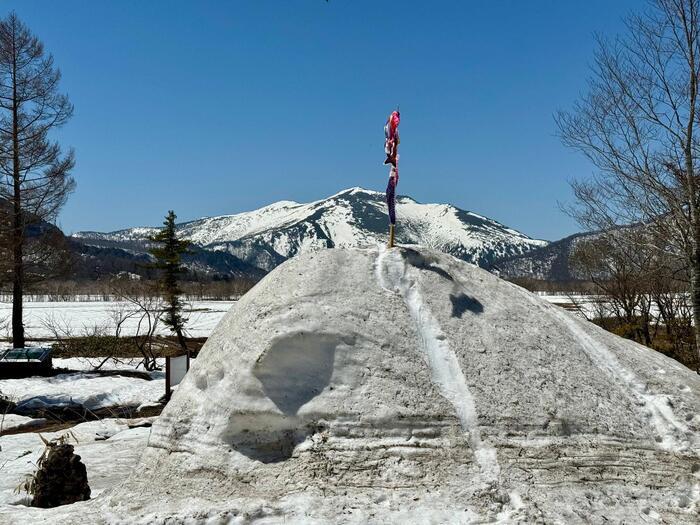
(175, 327), (188, 355)
(11, 40), (23, 349)
(692, 237), (700, 372)
(0, 14), (75, 348)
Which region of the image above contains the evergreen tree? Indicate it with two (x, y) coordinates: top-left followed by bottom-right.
(149, 210), (191, 352)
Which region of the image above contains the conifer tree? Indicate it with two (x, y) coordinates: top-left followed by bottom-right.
(149, 211), (190, 352)
(0, 13), (75, 348)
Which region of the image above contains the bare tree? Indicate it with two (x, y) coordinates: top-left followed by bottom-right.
(556, 0), (700, 369)
(571, 230), (652, 342)
(0, 13), (75, 348)
(110, 278), (163, 371)
(40, 310), (74, 340)
(570, 227), (699, 368)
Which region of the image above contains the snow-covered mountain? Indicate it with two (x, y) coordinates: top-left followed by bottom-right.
(74, 187), (548, 272)
(496, 233), (592, 281)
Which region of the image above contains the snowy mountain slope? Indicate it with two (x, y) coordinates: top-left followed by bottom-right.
(496, 232), (592, 281)
(74, 187), (548, 272)
(12, 247), (699, 524)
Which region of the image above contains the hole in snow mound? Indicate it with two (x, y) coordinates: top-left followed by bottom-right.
(230, 428), (306, 464)
(450, 293), (484, 318)
(253, 332), (349, 416)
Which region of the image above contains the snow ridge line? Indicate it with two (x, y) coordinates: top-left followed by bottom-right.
(375, 248), (501, 482)
(547, 302), (689, 452)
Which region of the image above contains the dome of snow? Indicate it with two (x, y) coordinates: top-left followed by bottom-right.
(8, 247), (700, 523)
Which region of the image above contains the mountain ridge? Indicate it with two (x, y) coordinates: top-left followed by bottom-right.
(74, 187), (549, 273)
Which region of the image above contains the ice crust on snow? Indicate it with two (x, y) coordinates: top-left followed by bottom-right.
(3, 247), (700, 524)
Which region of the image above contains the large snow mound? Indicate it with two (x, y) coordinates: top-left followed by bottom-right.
(4, 247), (699, 524)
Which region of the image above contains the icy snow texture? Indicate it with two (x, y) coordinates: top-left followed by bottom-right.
(376, 248), (501, 483)
(3, 247), (700, 524)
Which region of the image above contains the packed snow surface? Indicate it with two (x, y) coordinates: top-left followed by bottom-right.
(376, 249), (502, 483)
(2, 247), (699, 524)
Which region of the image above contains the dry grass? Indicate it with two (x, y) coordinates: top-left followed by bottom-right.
(592, 317), (698, 372)
(50, 335), (206, 359)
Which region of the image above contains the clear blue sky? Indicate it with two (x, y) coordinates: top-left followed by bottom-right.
(8, 0), (640, 240)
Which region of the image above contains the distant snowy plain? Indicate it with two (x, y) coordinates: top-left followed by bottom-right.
(0, 300), (236, 340)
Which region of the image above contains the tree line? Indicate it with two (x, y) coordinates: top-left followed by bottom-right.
(569, 230), (697, 370)
(557, 0), (700, 372)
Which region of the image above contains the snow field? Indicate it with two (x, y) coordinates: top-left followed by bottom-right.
(0, 300), (235, 340)
(0, 295), (618, 346)
(0, 361), (165, 414)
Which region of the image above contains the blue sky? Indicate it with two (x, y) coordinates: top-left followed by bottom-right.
(7, 0), (640, 240)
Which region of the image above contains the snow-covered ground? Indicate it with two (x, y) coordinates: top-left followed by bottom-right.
(0, 414), (47, 434)
(0, 356), (163, 510)
(0, 300), (235, 340)
(20, 246), (686, 524)
(1, 248), (699, 523)
(0, 360), (161, 508)
(538, 292), (674, 320)
(0, 359), (165, 416)
(0, 418), (152, 506)
(538, 293), (605, 317)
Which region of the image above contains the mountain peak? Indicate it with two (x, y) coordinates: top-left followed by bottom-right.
(328, 186), (384, 199)
(74, 188), (548, 274)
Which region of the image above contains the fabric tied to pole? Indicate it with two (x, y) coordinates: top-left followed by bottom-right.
(383, 110), (401, 229)
(386, 166), (398, 225)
